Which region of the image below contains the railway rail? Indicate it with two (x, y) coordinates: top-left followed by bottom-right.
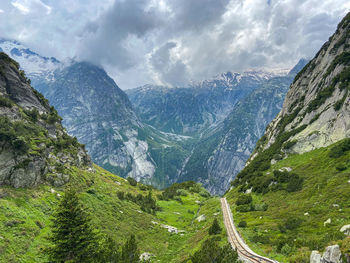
(220, 198), (279, 263)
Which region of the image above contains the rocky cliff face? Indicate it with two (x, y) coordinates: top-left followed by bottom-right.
(251, 13), (350, 161)
(178, 61), (307, 194)
(33, 62), (158, 182)
(0, 53), (90, 188)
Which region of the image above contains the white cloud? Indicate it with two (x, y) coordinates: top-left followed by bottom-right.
(11, 1), (30, 14)
(11, 0), (52, 15)
(0, 9), (4, 13)
(0, 0), (349, 89)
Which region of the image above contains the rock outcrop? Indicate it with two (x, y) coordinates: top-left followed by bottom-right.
(310, 245), (342, 263)
(0, 52), (90, 188)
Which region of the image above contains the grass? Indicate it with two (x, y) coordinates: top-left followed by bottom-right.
(0, 165), (225, 263)
(226, 139), (350, 262)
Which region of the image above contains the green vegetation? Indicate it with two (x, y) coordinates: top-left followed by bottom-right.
(226, 139), (350, 262)
(47, 187), (100, 262)
(208, 218), (222, 235)
(0, 95), (13, 107)
(127, 177), (138, 186)
(189, 237), (239, 263)
(0, 165), (227, 262)
(329, 138), (350, 158)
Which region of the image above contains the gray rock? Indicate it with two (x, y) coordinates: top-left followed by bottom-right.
(322, 245), (342, 263)
(310, 251), (322, 263)
(340, 224), (350, 235)
(310, 245), (343, 263)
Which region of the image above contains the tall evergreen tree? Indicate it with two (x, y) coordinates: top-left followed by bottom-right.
(208, 218), (222, 235)
(121, 234), (140, 263)
(48, 187), (99, 263)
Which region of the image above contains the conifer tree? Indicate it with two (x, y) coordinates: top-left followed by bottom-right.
(121, 234), (140, 263)
(48, 187), (99, 263)
(208, 218), (222, 235)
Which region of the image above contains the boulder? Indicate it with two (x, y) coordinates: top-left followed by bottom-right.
(322, 245), (342, 263)
(310, 251), (322, 263)
(310, 245), (343, 263)
(340, 224), (350, 235)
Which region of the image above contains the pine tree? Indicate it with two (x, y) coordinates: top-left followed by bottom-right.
(48, 187), (99, 262)
(208, 218), (222, 235)
(121, 234), (140, 263)
(221, 244), (238, 263)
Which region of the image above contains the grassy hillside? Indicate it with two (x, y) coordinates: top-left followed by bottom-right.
(0, 165), (227, 263)
(226, 139), (350, 262)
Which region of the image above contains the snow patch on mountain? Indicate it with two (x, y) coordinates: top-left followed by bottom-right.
(0, 39), (62, 81)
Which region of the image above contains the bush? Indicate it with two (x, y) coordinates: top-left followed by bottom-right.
(281, 243), (293, 256)
(176, 189), (188, 196)
(284, 218), (303, 230)
(238, 221), (247, 228)
(0, 96), (13, 107)
(24, 108), (39, 122)
(329, 138), (350, 158)
(286, 175), (303, 192)
(235, 194), (252, 206)
(254, 203), (268, 211)
(138, 184), (147, 191)
(127, 177), (137, 186)
(236, 204), (252, 213)
(336, 164), (347, 171)
(283, 140), (297, 150)
(199, 190), (210, 198)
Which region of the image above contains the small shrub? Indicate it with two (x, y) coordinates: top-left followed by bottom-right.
(254, 203), (268, 211)
(199, 190), (210, 198)
(329, 138), (350, 158)
(235, 194), (252, 206)
(281, 243), (293, 256)
(336, 164), (347, 171)
(117, 191), (125, 200)
(283, 140), (297, 150)
(284, 218), (303, 230)
(286, 175), (303, 192)
(236, 204), (252, 213)
(238, 221), (247, 228)
(86, 188), (96, 195)
(0, 96), (13, 107)
(127, 177), (137, 186)
(176, 189), (188, 196)
(138, 184), (147, 191)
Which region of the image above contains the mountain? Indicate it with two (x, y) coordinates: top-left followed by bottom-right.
(34, 61), (163, 182)
(226, 12), (350, 262)
(178, 61), (307, 194)
(0, 52), (90, 188)
(0, 40), (193, 187)
(0, 39), (62, 83)
(126, 70), (288, 135)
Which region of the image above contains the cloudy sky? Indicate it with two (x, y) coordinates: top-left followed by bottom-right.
(0, 0), (349, 89)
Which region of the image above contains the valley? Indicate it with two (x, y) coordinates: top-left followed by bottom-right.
(0, 4), (349, 263)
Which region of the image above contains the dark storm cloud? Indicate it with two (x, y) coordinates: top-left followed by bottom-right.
(78, 0), (165, 69)
(0, 0), (349, 88)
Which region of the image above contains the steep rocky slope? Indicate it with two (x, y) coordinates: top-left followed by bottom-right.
(34, 62), (161, 182)
(226, 12), (350, 262)
(250, 13), (350, 162)
(0, 52), (90, 188)
(126, 70), (287, 135)
(177, 60), (307, 194)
